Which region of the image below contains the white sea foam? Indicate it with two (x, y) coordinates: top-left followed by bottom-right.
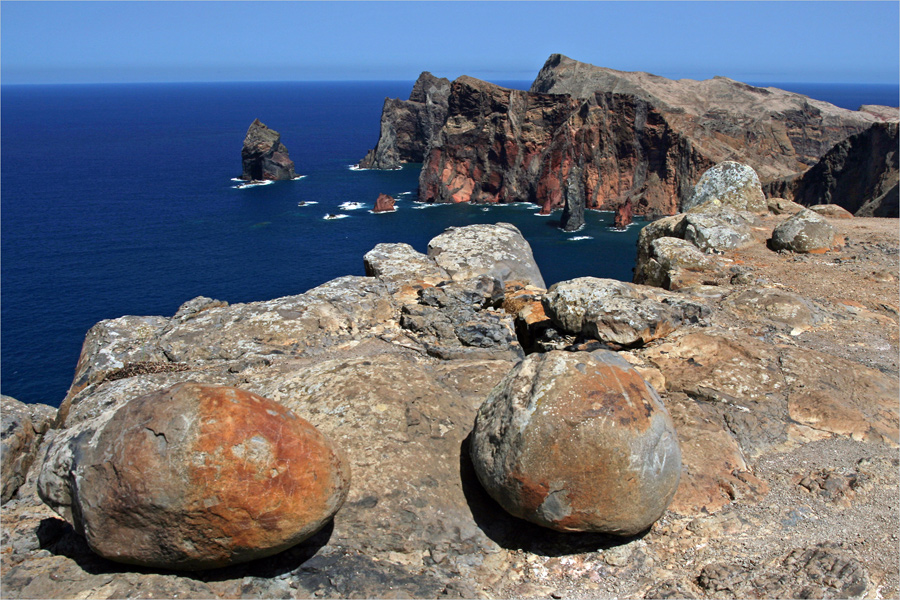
(397, 191), (414, 196)
(323, 214), (349, 220)
(297, 201), (318, 206)
(230, 177), (244, 182)
(533, 212), (552, 217)
(568, 236), (594, 241)
(339, 201), (365, 210)
(291, 175), (307, 181)
(348, 164), (401, 171)
(368, 208), (397, 214)
(233, 180), (275, 189)
(412, 202), (449, 209)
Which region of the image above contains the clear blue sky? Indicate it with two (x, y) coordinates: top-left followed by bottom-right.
(2, 1), (898, 85)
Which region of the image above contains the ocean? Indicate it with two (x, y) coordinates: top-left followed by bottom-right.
(2, 80), (897, 406)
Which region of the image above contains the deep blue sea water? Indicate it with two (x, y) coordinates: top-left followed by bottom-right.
(2, 80), (897, 406)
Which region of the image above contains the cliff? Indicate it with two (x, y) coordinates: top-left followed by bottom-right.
(363, 54), (896, 231)
(357, 72), (451, 169)
(240, 119), (297, 181)
(765, 121), (899, 217)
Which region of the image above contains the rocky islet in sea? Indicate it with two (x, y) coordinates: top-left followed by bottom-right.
(2, 54), (899, 598)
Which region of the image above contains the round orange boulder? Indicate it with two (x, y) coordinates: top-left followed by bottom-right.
(470, 350), (681, 536)
(39, 382), (349, 570)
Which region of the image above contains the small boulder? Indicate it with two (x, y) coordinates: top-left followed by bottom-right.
(769, 209), (840, 254)
(470, 350), (681, 535)
(767, 197), (806, 215)
(1, 396), (56, 504)
(427, 223), (545, 288)
(241, 119), (297, 181)
(681, 209), (753, 254)
(542, 277), (684, 346)
(808, 204), (854, 219)
(635, 237), (726, 290)
(682, 161), (767, 214)
(363, 243), (449, 290)
(373, 193), (396, 213)
(38, 383), (350, 570)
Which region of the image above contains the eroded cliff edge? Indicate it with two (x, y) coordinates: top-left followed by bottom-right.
(360, 54), (898, 231)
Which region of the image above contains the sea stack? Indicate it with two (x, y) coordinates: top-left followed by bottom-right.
(373, 193), (396, 213)
(614, 199), (634, 229)
(241, 119), (297, 181)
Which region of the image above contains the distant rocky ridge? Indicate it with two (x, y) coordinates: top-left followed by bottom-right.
(360, 54), (898, 230)
(241, 119), (297, 181)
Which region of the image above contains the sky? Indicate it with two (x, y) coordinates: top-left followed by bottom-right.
(2, 1), (898, 85)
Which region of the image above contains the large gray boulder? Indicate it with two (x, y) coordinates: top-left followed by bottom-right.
(682, 161), (767, 213)
(38, 383), (350, 570)
(469, 350), (682, 536)
(427, 223), (545, 289)
(681, 209), (754, 254)
(769, 209), (839, 253)
(1, 396), (55, 504)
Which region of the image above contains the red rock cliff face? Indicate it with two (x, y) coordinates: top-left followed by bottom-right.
(418, 77), (713, 230)
(402, 55), (896, 231)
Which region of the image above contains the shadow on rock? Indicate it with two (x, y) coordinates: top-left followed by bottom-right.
(36, 516), (335, 582)
(459, 433), (648, 556)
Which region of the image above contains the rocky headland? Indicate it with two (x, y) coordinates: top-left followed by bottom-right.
(2, 160), (898, 599)
(361, 54), (898, 231)
(240, 119), (297, 181)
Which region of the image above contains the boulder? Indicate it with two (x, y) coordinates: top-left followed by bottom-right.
(767, 197), (806, 215)
(769, 209), (839, 253)
(541, 277), (688, 346)
(681, 161), (767, 213)
(363, 242), (449, 292)
(470, 350), (681, 535)
(427, 223), (546, 288)
(241, 119), (297, 181)
(808, 204), (854, 219)
(635, 237), (726, 289)
(681, 209), (753, 254)
(372, 193), (396, 213)
(38, 383), (349, 570)
(1, 396), (55, 504)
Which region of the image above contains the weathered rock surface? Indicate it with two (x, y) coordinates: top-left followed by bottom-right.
(3, 215), (899, 599)
(767, 196), (806, 215)
(358, 72), (451, 170)
(542, 277), (706, 346)
(240, 119), (297, 181)
(427, 223), (546, 288)
(769, 208), (840, 253)
(372, 193), (396, 213)
(38, 383), (350, 570)
(1, 396), (55, 504)
(634, 237), (727, 289)
(470, 350), (681, 535)
(766, 121), (899, 217)
(682, 161), (767, 213)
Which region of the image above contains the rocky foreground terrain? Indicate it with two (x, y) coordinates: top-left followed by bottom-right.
(1, 161), (898, 599)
